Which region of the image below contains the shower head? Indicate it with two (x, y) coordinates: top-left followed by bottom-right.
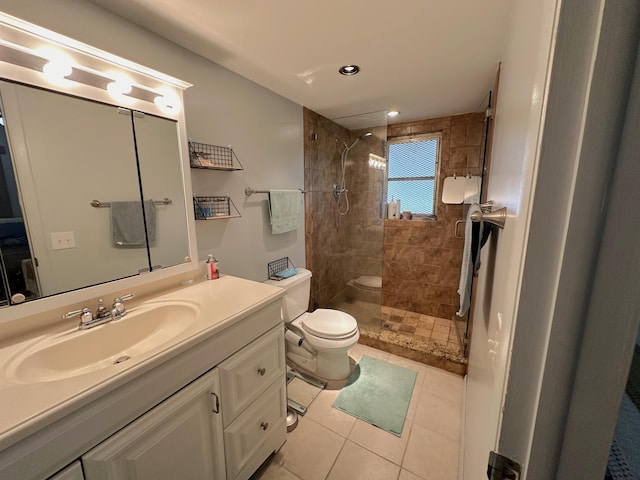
(345, 132), (373, 150)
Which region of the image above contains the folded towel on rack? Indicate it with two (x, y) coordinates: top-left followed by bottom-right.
(111, 200), (156, 247)
(457, 203), (483, 317)
(268, 190), (303, 234)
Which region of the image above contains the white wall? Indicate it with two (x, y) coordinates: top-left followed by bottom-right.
(1, 0), (305, 283)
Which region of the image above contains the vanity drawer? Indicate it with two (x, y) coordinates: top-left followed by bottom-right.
(219, 324), (285, 427)
(223, 380), (287, 480)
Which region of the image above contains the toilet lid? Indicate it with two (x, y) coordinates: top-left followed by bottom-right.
(302, 309), (358, 339)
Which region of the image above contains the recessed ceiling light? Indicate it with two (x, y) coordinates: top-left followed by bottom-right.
(339, 65), (360, 76)
(387, 110), (400, 118)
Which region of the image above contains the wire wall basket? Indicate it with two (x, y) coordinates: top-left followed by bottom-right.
(189, 141), (244, 170)
(267, 257), (297, 280)
(193, 196), (240, 220)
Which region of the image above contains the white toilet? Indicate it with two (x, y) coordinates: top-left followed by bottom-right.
(265, 268), (359, 380)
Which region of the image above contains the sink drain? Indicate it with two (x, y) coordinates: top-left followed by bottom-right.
(113, 355), (131, 365)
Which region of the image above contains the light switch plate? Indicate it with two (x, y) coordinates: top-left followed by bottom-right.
(51, 231), (76, 250)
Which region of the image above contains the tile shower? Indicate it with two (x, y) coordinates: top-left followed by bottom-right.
(304, 108), (486, 375)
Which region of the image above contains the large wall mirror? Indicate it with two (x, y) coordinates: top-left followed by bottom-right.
(0, 80), (191, 307)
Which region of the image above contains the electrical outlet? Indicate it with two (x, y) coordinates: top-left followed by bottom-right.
(51, 231), (76, 250)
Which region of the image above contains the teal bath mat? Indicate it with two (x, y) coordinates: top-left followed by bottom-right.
(332, 355), (417, 436)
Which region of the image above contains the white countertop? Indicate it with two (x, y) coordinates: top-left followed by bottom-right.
(0, 275), (284, 451)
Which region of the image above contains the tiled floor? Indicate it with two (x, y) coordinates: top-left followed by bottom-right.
(326, 298), (467, 375)
(380, 306), (461, 354)
(253, 344), (464, 480)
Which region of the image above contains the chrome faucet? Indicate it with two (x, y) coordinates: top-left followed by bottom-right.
(111, 293), (134, 320)
(63, 293), (134, 330)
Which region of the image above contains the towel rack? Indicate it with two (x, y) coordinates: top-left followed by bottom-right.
(470, 206), (507, 229)
(244, 187), (305, 197)
(90, 198), (173, 208)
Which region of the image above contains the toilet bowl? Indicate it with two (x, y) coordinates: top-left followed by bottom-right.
(264, 268), (359, 380)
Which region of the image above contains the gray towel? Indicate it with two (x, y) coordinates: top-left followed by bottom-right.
(111, 200), (156, 247)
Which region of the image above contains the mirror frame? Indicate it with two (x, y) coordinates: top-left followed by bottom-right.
(0, 13), (198, 326)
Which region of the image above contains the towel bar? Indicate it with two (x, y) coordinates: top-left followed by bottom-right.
(90, 198), (172, 208)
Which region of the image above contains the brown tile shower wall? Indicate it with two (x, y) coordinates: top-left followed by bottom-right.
(303, 109), (351, 308)
(383, 113), (486, 319)
(304, 108), (386, 309)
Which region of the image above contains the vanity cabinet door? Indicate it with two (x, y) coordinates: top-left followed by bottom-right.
(219, 325), (285, 427)
(224, 380), (287, 480)
(48, 461), (84, 480)
(82, 368), (225, 480)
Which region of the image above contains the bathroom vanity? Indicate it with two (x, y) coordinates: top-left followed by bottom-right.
(0, 275), (287, 480)
(0, 14), (289, 480)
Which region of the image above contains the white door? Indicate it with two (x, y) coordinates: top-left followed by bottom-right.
(463, 0), (640, 478)
(82, 368), (225, 480)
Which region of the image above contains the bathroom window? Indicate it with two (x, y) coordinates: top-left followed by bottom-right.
(386, 133), (440, 217)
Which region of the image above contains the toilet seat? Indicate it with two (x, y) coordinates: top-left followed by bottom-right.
(302, 309), (358, 340)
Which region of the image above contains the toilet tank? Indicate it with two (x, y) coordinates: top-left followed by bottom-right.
(264, 268), (312, 322)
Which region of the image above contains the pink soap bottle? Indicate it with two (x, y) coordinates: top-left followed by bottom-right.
(206, 254), (219, 280)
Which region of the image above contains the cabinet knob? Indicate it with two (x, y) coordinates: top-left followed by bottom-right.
(260, 421), (269, 431)
(257, 367), (266, 376)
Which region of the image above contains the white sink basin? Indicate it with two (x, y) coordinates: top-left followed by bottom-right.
(6, 302), (200, 383)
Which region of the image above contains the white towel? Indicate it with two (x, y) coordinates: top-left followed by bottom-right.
(268, 190), (303, 234)
(457, 203), (483, 317)
(463, 176), (481, 204)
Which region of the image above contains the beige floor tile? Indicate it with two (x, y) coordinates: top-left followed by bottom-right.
(252, 455), (302, 480)
(403, 423), (459, 480)
(327, 440), (401, 480)
(276, 418), (345, 480)
(414, 327), (433, 337)
(304, 388), (357, 437)
(434, 317), (451, 328)
(422, 367), (464, 403)
(405, 384), (422, 422)
(348, 419), (413, 465)
(432, 324), (450, 335)
(398, 469), (425, 480)
(412, 392), (461, 442)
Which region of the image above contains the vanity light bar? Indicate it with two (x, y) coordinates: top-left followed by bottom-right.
(0, 39), (175, 108)
(0, 12), (191, 112)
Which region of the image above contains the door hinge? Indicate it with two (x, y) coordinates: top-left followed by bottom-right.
(210, 392), (220, 414)
(487, 451), (521, 480)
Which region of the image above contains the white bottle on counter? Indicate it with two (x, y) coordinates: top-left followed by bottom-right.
(387, 197), (398, 219)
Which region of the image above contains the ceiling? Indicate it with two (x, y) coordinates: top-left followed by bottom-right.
(89, 0), (513, 129)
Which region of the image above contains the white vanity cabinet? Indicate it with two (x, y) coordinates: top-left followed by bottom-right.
(48, 462), (85, 480)
(219, 325), (287, 479)
(81, 368), (225, 480)
(80, 324), (286, 480)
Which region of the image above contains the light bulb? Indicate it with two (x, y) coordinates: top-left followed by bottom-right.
(153, 89), (180, 114)
(40, 49), (73, 85)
